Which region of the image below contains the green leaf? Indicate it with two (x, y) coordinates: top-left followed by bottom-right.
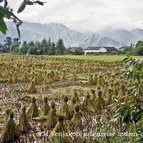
(111, 112), (120, 122)
(0, 6), (11, 18)
(26, 0), (34, 5)
(0, 18), (7, 34)
(123, 113), (131, 125)
(132, 111), (142, 123)
(0, 0), (3, 3)
(35, 1), (44, 6)
(17, 1), (26, 13)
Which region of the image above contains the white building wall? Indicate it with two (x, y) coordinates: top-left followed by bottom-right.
(84, 48), (107, 55)
(84, 50), (99, 55)
(99, 47), (107, 53)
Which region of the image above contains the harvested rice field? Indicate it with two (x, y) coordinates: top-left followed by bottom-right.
(0, 54), (142, 143)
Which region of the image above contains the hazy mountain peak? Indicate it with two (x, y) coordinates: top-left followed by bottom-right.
(1, 22), (143, 48)
(47, 23), (69, 29)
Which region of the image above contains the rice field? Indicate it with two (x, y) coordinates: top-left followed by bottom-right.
(0, 54), (141, 143)
(51, 55), (143, 62)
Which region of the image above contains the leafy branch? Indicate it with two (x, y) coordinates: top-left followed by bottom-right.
(112, 57), (143, 141)
(0, 0), (46, 37)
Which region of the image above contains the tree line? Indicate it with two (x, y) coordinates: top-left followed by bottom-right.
(2, 38), (66, 55)
(19, 38), (66, 55)
(124, 41), (143, 56)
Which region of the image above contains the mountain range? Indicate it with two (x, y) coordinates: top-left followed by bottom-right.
(0, 22), (143, 48)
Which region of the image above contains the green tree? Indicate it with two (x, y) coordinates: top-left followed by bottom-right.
(3, 37), (20, 52)
(55, 39), (65, 55)
(35, 41), (41, 50)
(49, 42), (55, 55)
(28, 41), (35, 47)
(0, 43), (3, 48)
(19, 41), (28, 54)
(41, 39), (49, 54)
(47, 38), (51, 53)
(127, 41), (143, 56)
(13, 38), (20, 45)
(35, 41), (43, 55)
(28, 46), (37, 55)
(10, 44), (19, 54)
(133, 41), (143, 55)
(4, 37), (12, 50)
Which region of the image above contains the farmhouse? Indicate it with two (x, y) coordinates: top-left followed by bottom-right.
(0, 48), (6, 53)
(84, 46), (119, 55)
(68, 47), (83, 55)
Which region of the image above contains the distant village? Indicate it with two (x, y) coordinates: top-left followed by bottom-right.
(68, 46), (129, 55)
(0, 44), (129, 55)
(0, 38), (130, 55)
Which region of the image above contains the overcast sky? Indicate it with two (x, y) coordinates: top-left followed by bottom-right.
(8, 0), (143, 32)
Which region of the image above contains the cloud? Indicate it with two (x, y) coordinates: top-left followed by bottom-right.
(7, 0), (143, 32)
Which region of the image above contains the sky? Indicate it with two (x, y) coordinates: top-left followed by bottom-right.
(7, 0), (143, 32)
